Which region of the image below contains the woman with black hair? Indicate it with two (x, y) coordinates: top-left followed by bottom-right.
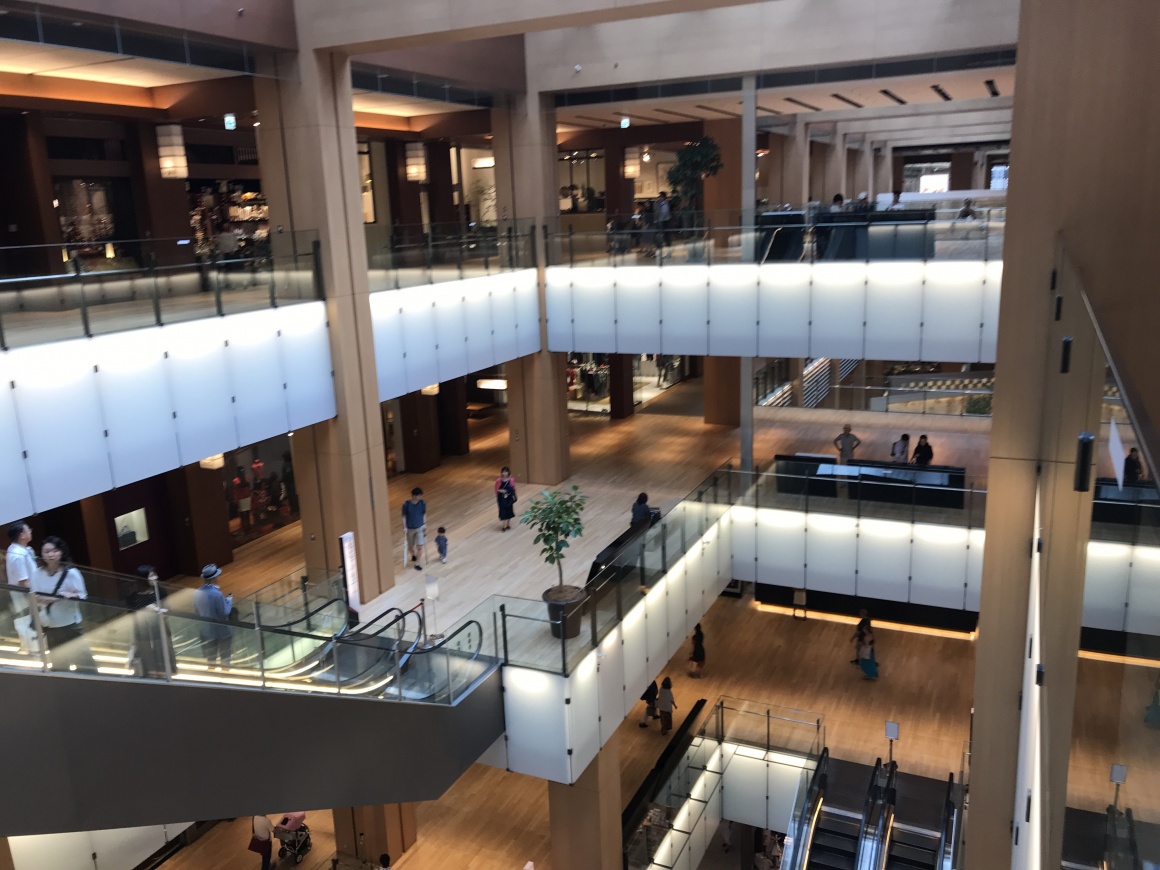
(631, 492), (652, 529)
(30, 536), (93, 672)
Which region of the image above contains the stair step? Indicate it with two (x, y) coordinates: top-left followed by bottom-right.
(887, 841), (938, 870)
(808, 850), (857, 870)
(817, 812), (863, 839)
(891, 828), (940, 850)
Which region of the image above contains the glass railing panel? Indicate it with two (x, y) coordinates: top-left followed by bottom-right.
(494, 594), (567, 672)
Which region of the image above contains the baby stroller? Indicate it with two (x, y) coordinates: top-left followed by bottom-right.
(275, 812), (312, 864)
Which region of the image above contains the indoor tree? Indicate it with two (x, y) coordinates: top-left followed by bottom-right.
(666, 136), (724, 214)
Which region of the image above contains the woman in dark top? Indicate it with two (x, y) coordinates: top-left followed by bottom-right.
(911, 434), (934, 467)
(1125, 448), (1145, 484)
(495, 466), (517, 531)
(631, 492), (652, 528)
(689, 623), (706, 677)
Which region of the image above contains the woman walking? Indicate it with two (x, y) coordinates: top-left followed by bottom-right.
(858, 629), (879, 680)
(31, 536), (93, 672)
(688, 623), (706, 677)
(658, 676), (677, 735)
(495, 466), (517, 531)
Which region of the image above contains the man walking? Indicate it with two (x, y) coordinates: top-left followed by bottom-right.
(402, 487), (427, 571)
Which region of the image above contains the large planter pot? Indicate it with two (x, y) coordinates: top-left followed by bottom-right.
(543, 585), (587, 640)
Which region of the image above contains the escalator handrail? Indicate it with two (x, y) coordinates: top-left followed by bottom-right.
(873, 761), (898, 870)
(1126, 808), (1142, 870)
(322, 609), (428, 690)
(790, 746), (829, 870)
(362, 603), (425, 641)
(856, 757), (884, 845)
(936, 773), (956, 867)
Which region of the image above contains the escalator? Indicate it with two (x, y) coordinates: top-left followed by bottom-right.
(792, 756), (880, 870)
(0, 578), (504, 836)
(882, 772), (954, 870)
(807, 809), (863, 870)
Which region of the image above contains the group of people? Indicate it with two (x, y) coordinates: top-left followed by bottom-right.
(230, 452), (299, 538)
(400, 467), (518, 571)
(833, 424), (936, 467)
(637, 624), (706, 735)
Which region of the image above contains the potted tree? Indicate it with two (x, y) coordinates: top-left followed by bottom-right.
(667, 137), (724, 261)
(520, 485), (588, 639)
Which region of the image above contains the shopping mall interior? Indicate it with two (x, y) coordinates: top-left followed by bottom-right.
(0, 1), (1158, 869)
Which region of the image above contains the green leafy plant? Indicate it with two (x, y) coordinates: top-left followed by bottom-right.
(520, 485), (588, 587)
(964, 393), (993, 416)
(666, 137), (724, 212)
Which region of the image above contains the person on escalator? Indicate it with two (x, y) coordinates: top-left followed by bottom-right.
(194, 564), (233, 669)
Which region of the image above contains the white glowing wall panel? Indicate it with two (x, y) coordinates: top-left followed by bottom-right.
(756, 509), (806, 587)
(1083, 542), (1132, 632)
(805, 514), (858, 594)
(856, 520), (911, 602)
(434, 291), (469, 383)
(809, 263), (866, 358)
(615, 267), (662, 353)
(922, 262), (985, 362)
(227, 311), (290, 447)
(645, 583), (669, 670)
(667, 560), (690, 660)
(708, 266), (759, 357)
(1125, 548), (1160, 636)
(9, 832), (94, 870)
(721, 750), (768, 829)
(12, 341), (112, 511)
(370, 291), (408, 401)
(911, 525), (970, 609)
(980, 261), (1003, 363)
(758, 263), (811, 358)
(463, 281), (497, 374)
(0, 357), (33, 522)
(513, 270), (541, 358)
(865, 262), (924, 360)
(92, 332), (179, 487)
(567, 651), (601, 780)
(767, 758), (809, 834)
(571, 268), (617, 352)
(490, 281), (519, 358)
(400, 295), (439, 393)
(279, 303), (336, 429)
(88, 826), (168, 870)
(166, 318), (236, 467)
(545, 267), (574, 352)
(503, 666), (570, 783)
(598, 627), (625, 743)
(661, 266), (710, 355)
(621, 601), (648, 719)
(730, 505), (757, 582)
(965, 530), (985, 612)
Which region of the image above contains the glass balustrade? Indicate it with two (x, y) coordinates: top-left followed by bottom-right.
(366, 219), (537, 291)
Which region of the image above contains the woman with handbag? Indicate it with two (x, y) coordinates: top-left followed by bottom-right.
(30, 536), (93, 673)
(495, 466), (517, 532)
(248, 814), (275, 869)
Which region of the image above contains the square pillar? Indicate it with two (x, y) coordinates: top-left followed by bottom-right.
(549, 733), (622, 870)
(333, 804), (417, 864)
(609, 354), (635, 419)
(704, 357), (741, 427)
(507, 351), (570, 485)
(781, 120), (810, 208)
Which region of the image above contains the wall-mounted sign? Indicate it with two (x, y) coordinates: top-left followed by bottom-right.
(224, 113), (237, 131)
(340, 531), (359, 606)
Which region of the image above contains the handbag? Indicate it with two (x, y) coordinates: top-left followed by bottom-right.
(248, 818), (270, 854)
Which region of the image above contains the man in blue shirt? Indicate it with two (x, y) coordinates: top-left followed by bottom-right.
(401, 488), (427, 571)
(193, 564), (233, 668)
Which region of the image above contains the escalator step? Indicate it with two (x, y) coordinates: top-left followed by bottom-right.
(808, 851), (856, 870)
(887, 842), (938, 869)
(817, 815), (863, 838)
(890, 828), (940, 851)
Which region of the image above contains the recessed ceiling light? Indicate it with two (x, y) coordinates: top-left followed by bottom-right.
(71, 20), (83, 26)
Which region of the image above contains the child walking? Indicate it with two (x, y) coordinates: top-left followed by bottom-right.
(435, 527), (448, 564)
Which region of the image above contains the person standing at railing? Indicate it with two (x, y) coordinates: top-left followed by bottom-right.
(31, 536), (93, 673)
(194, 564), (233, 669)
(890, 433), (910, 464)
(911, 435), (934, 467)
(833, 424), (862, 465)
(5, 520), (35, 617)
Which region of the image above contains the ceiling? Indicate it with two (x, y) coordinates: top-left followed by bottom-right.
(0, 37), (236, 87)
(555, 66), (1016, 132)
(351, 90), (479, 118)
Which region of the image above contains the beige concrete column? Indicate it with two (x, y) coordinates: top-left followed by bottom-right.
(549, 733), (622, 870)
(876, 144), (893, 195)
(254, 51), (394, 602)
(704, 357), (741, 427)
(493, 93), (571, 485)
(781, 121), (810, 208)
(825, 130), (849, 201)
(855, 142), (873, 200)
(333, 803), (417, 864)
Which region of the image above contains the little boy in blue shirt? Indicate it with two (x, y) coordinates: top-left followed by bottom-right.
(435, 527), (448, 564)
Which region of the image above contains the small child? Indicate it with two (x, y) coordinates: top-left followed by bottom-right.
(435, 526), (448, 564)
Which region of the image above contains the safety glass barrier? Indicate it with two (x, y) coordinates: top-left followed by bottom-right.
(546, 211), (1004, 268)
(366, 219), (537, 291)
(0, 233), (322, 351)
(230, 569), (346, 629)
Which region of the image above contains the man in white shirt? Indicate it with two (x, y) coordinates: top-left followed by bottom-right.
(891, 433), (910, 463)
(5, 521), (35, 614)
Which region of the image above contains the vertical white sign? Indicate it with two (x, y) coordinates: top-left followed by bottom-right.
(1109, 418), (1126, 489)
(340, 531), (359, 606)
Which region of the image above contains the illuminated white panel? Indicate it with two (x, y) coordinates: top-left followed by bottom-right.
(597, 626), (625, 742)
(614, 266), (662, 353)
(165, 318), (236, 466)
(855, 519), (911, 602)
(278, 302), (336, 429)
(645, 581), (669, 672)
(661, 266), (709, 355)
(809, 263), (866, 358)
(91, 331), (179, 487)
(566, 651), (601, 781)
(980, 261), (1003, 363)
(910, 523), (970, 609)
(756, 508), (806, 587)
(768, 758), (809, 834)
(433, 282), (469, 383)
(545, 267), (574, 352)
(621, 599), (648, 717)
(1083, 541), (1132, 631)
(88, 827), (168, 870)
(1125, 546), (1160, 636)
(966, 530), (985, 611)
(11, 340), (111, 512)
(667, 560), (690, 660)
(0, 355), (33, 522)
(805, 513), (857, 595)
(708, 265), (759, 357)
(571, 268), (617, 352)
(865, 262), (923, 360)
(370, 291), (407, 401)
(731, 505), (757, 582)
(503, 666), (570, 783)
(226, 310), (289, 447)
(399, 291), (439, 393)
(490, 280), (519, 361)
(462, 278), (496, 373)
(757, 263), (810, 358)
(9, 831), (94, 870)
(922, 262), (986, 362)
(513, 270), (541, 358)
(721, 749), (768, 829)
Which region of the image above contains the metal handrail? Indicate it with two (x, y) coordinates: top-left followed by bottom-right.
(936, 773), (956, 867)
(857, 758), (884, 845)
(789, 746), (829, 870)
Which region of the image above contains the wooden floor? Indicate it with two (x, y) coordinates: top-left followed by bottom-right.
(157, 381), (1158, 869)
